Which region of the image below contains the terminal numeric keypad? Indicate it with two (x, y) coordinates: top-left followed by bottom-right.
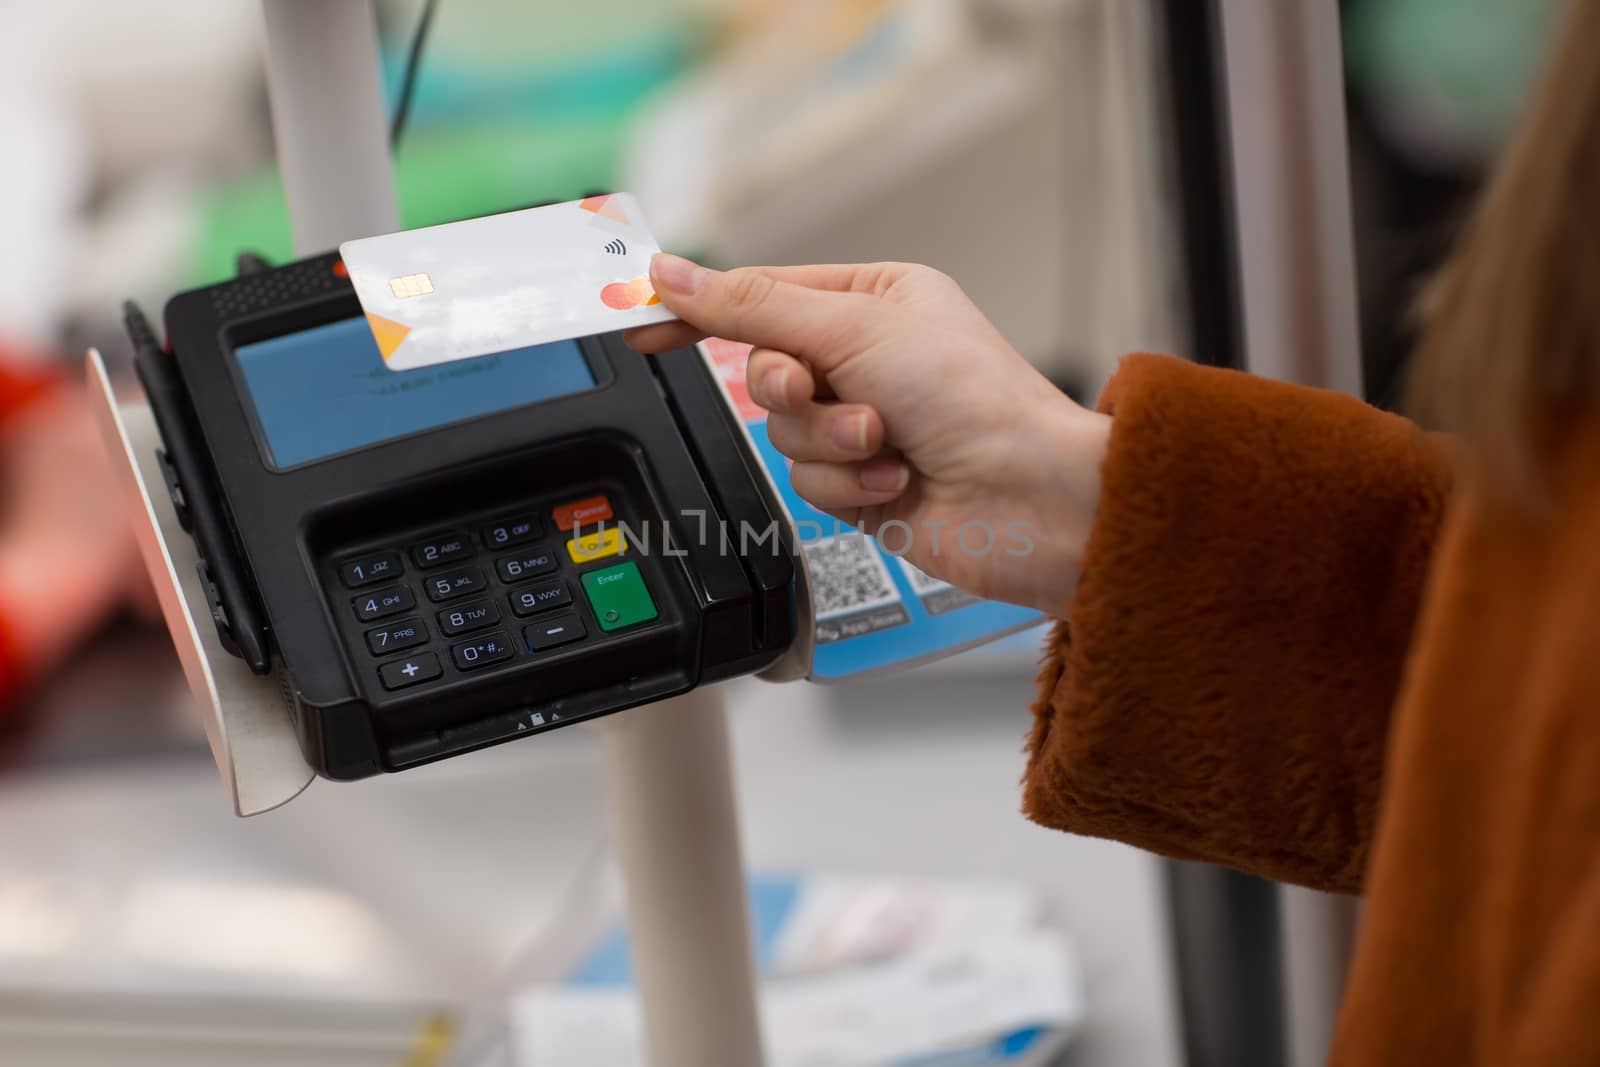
(332, 493), (659, 697)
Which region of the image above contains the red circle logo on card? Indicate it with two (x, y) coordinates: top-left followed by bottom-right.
(601, 277), (660, 310)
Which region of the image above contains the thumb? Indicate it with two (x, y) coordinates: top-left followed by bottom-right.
(649, 253), (867, 373)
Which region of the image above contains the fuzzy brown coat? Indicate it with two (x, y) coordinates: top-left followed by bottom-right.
(1026, 354), (1600, 1064)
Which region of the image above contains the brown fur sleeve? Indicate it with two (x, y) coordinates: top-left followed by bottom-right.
(1024, 354), (1454, 892)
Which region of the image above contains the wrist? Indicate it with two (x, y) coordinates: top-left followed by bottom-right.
(1017, 393), (1111, 616)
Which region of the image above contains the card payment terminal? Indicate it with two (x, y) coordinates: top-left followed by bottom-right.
(130, 252), (795, 780)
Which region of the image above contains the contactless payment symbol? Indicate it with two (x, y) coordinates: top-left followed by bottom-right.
(582, 194), (659, 310)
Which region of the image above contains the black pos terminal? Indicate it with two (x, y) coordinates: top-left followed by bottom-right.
(124, 252), (796, 780)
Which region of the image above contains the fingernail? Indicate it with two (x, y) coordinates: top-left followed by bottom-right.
(760, 367), (789, 408)
(651, 252), (709, 296)
(832, 412), (868, 453)
(859, 459), (910, 493)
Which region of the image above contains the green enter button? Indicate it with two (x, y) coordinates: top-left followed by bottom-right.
(581, 561), (658, 632)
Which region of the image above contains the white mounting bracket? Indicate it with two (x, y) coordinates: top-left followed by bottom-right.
(87, 348), (313, 816)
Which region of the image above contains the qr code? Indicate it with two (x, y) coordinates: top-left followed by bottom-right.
(898, 558), (950, 594)
(803, 535), (902, 619)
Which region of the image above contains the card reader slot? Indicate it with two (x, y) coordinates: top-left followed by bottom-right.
(619, 434), (750, 615)
(387, 668), (688, 769)
(129, 302), (273, 673)
(653, 348), (795, 663)
(379, 635), (692, 769)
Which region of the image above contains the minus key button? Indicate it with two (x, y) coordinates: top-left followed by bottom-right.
(525, 613), (587, 652)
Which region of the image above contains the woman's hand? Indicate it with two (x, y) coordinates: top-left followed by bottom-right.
(625, 254), (1111, 615)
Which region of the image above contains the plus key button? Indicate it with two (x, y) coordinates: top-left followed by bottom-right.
(379, 651), (443, 691)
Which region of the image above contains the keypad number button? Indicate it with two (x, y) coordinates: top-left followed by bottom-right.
(510, 579), (571, 617)
(410, 532), (473, 569)
(366, 618), (428, 656)
(496, 551), (559, 584)
(341, 551), (403, 588)
(426, 567), (488, 603)
(481, 516), (540, 550)
(438, 600), (500, 637)
(450, 631), (517, 671)
(353, 585), (415, 622)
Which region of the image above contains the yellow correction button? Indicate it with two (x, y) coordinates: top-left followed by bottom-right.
(567, 527), (625, 564)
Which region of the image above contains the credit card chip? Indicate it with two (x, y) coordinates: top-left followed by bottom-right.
(388, 273), (434, 299)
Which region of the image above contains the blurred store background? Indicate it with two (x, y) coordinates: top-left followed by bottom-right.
(0, 1), (1562, 1064)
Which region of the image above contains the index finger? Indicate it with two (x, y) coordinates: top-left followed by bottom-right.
(743, 262), (903, 295)
(642, 255), (874, 373)
(623, 263), (899, 354)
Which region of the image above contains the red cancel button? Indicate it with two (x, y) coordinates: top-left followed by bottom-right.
(553, 495), (614, 531)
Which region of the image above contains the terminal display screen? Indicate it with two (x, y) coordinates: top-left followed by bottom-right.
(232, 318), (596, 469)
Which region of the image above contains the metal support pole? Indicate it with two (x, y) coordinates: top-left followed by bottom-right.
(601, 690), (767, 1067)
(1164, 862), (1287, 1067)
(1216, 1), (1364, 1064)
(257, 10), (765, 1065)
(1153, 5), (1289, 1064)
(1218, 0), (1363, 397)
(260, 0), (400, 254)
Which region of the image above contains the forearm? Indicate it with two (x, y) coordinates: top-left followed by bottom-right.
(1024, 355), (1454, 892)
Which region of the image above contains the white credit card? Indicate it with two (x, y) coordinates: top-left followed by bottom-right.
(339, 193), (677, 372)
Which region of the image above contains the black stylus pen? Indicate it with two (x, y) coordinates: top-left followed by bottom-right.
(124, 301), (273, 674)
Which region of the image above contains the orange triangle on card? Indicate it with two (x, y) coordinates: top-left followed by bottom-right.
(579, 194), (630, 225)
(365, 313), (412, 361)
